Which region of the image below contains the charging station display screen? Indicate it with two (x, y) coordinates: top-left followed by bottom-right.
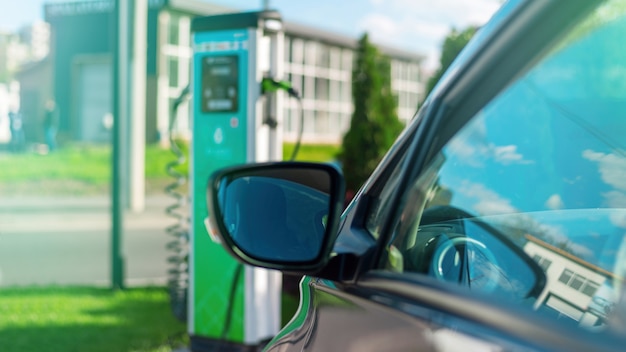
(201, 55), (239, 113)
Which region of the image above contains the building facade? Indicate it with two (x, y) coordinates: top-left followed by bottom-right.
(39, 0), (425, 146)
(524, 235), (616, 327)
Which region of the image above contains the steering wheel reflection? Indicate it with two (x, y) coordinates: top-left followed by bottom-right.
(431, 236), (508, 293)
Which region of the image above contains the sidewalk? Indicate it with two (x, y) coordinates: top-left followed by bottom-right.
(0, 192), (190, 287)
(0, 194), (188, 232)
(0, 193), (182, 213)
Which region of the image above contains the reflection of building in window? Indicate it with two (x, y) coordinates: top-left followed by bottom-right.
(532, 254), (553, 271)
(556, 269), (601, 297)
(524, 235), (617, 328)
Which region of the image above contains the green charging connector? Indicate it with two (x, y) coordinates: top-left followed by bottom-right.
(261, 77), (300, 98)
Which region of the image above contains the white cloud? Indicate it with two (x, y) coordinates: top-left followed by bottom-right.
(582, 149), (626, 191)
(359, 14), (450, 58)
(446, 114), (534, 166)
(583, 149), (626, 210)
(604, 190), (626, 208)
(610, 211), (626, 229)
(361, 0), (501, 70)
(459, 181), (517, 215)
(358, 14), (401, 39)
(448, 139), (533, 167)
(457, 180), (596, 260)
(568, 243), (596, 260)
(376, 0), (500, 26)
(492, 145), (532, 165)
(545, 194), (565, 210)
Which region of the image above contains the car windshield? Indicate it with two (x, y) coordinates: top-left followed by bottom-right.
(389, 0), (626, 333)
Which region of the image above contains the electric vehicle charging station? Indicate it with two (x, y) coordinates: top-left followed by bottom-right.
(189, 10), (287, 351)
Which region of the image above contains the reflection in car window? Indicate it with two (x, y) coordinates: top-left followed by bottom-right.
(383, 0), (626, 333)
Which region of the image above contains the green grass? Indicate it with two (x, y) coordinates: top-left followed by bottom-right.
(283, 143), (340, 162)
(0, 286), (187, 352)
(0, 142), (339, 195)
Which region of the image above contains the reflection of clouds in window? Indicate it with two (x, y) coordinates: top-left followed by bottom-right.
(448, 139), (533, 167)
(492, 145), (534, 165)
(609, 211), (626, 229)
(458, 181), (596, 255)
(529, 222), (569, 249)
(447, 115), (489, 167)
(604, 191), (626, 208)
(569, 243), (596, 260)
(583, 149), (626, 209)
(459, 180), (517, 215)
(509, 215), (595, 260)
(447, 115), (533, 167)
(583, 149), (626, 191)
(545, 194), (565, 210)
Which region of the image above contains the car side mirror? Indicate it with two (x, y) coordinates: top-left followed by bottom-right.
(205, 162), (345, 273)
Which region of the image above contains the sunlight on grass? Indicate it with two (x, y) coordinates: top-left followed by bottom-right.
(0, 286), (187, 352)
(0, 142), (340, 196)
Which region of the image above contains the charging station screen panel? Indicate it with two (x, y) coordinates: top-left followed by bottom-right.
(201, 55), (239, 113)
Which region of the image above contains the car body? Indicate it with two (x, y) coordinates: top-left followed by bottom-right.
(206, 0), (626, 350)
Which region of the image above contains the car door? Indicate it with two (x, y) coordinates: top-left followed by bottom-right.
(271, 0), (626, 351)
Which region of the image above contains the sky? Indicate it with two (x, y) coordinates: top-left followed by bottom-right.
(0, 0), (502, 71)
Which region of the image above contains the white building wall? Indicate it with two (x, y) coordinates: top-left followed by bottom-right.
(18, 21), (50, 61)
(524, 240), (608, 324)
(0, 81), (20, 143)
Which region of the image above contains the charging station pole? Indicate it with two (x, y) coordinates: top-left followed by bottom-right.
(189, 11), (284, 351)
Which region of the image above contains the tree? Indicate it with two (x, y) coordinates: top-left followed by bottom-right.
(338, 33), (404, 196)
(425, 26), (478, 97)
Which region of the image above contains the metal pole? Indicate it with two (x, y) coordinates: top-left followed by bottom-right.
(111, 0), (127, 290)
(130, 0), (147, 212)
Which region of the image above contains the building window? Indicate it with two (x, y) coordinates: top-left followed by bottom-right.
(168, 15), (180, 45)
(286, 37), (292, 63)
(532, 254), (553, 271)
(330, 80), (340, 102)
(559, 269), (574, 284)
(293, 39), (303, 65)
(341, 49), (352, 71)
(304, 41), (316, 66)
(168, 57), (179, 87)
(538, 258), (552, 271)
(316, 44), (330, 68)
(315, 77), (329, 100)
(582, 281), (600, 297)
(570, 275), (585, 290)
(557, 268), (601, 296)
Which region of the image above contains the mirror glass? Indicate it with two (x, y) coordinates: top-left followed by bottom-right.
(217, 170), (331, 262)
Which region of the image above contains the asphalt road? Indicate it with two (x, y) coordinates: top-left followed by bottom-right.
(0, 195), (187, 287)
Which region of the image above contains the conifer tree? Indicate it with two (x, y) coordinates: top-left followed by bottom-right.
(339, 33), (403, 196)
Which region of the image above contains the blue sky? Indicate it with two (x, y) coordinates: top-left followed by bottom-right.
(0, 0), (501, 70)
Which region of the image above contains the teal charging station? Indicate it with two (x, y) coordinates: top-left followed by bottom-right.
(189, 10), (286, 351)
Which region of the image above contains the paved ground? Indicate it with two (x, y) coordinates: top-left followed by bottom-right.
(0, 194), (190, 287)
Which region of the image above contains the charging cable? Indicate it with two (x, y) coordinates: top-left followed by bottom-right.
(165, 85), (191, 322)
(262, 78), (304, 161)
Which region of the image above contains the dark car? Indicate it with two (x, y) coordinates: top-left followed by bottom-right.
(205, 0), (626, 350)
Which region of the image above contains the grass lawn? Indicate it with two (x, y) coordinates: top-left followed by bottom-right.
(0, 141), (315, 351)
(0, 286), (187, 352)
(0, 142), (339, 196)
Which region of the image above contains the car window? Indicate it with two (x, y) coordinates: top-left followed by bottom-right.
(382, 0), (626, 332)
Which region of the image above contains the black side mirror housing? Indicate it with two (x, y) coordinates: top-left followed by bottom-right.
(206, 161), (345, 274)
